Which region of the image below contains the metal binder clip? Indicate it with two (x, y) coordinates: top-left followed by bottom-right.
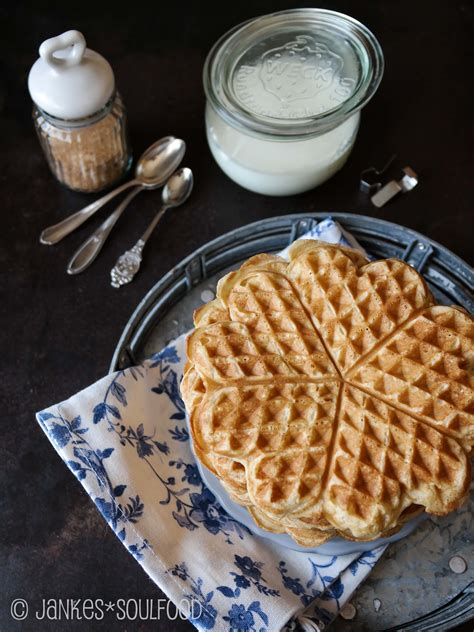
(371, 166), (418, 208)
(360, 155), (396, 194)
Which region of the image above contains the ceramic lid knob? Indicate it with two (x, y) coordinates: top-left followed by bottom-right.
(28, 30), (115, 119)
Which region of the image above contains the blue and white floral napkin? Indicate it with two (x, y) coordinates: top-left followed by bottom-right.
(37, 218), (386, 632)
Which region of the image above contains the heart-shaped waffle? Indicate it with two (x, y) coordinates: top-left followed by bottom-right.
(182, 241), (473, 544)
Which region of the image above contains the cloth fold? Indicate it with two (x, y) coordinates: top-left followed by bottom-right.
(37, 218), (386, 632)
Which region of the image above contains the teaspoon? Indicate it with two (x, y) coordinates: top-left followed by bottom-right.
(40, 136), (186, 245)
(110, 168), (194, 288)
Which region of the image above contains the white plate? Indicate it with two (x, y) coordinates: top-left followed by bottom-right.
(193, 449), (427, 555)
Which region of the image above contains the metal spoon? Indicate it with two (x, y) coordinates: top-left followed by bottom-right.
(40, 136), (186, 245)
(67, 187), (137, 274)
(110, 168), (193, 288)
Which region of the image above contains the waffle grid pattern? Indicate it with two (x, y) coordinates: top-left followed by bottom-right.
(182, 242), (473, 544)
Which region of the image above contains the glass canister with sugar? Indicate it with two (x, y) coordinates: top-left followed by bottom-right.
(28, 30), (132, 193)
(204, 9), (384, 196)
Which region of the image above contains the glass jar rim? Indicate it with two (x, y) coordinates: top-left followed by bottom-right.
(203, 9), (384, 138)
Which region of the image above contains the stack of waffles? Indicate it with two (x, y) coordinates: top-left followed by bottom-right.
(181, 241), (473, 546)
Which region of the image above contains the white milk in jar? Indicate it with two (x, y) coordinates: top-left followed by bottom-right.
(203, 9), (384, 196)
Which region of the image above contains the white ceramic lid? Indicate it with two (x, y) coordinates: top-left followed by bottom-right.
(28, 30), (115, 119)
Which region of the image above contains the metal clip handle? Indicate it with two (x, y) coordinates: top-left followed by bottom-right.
(371, 166), (418, 208)
(360, 155), (396, 193)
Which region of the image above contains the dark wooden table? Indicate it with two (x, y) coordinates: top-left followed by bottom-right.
(1, 1), (472, 630)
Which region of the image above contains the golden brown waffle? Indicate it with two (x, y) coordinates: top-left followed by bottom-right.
(193, 299), (230, 327)
(182, 241), (473, 545)
(349, 306), (474, 445)
(249, 505), (335, 546)
(287, 240), (432, 372)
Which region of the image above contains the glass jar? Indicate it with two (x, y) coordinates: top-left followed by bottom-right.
(33, 92), (131, 193)
(28, 30), (132, 193)
(203, 9), (384, 196)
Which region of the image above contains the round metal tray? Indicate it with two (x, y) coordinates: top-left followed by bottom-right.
(111, 213), (473, 631)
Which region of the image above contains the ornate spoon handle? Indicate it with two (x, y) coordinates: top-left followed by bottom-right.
(110, 205), (168, 288)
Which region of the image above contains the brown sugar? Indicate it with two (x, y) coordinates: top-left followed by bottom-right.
(34, 93), (131, 193)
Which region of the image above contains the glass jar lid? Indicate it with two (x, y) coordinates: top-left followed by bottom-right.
(204, 9), (384, 137)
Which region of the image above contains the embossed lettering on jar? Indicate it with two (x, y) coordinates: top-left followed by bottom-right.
(204, 10), (384, 196)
